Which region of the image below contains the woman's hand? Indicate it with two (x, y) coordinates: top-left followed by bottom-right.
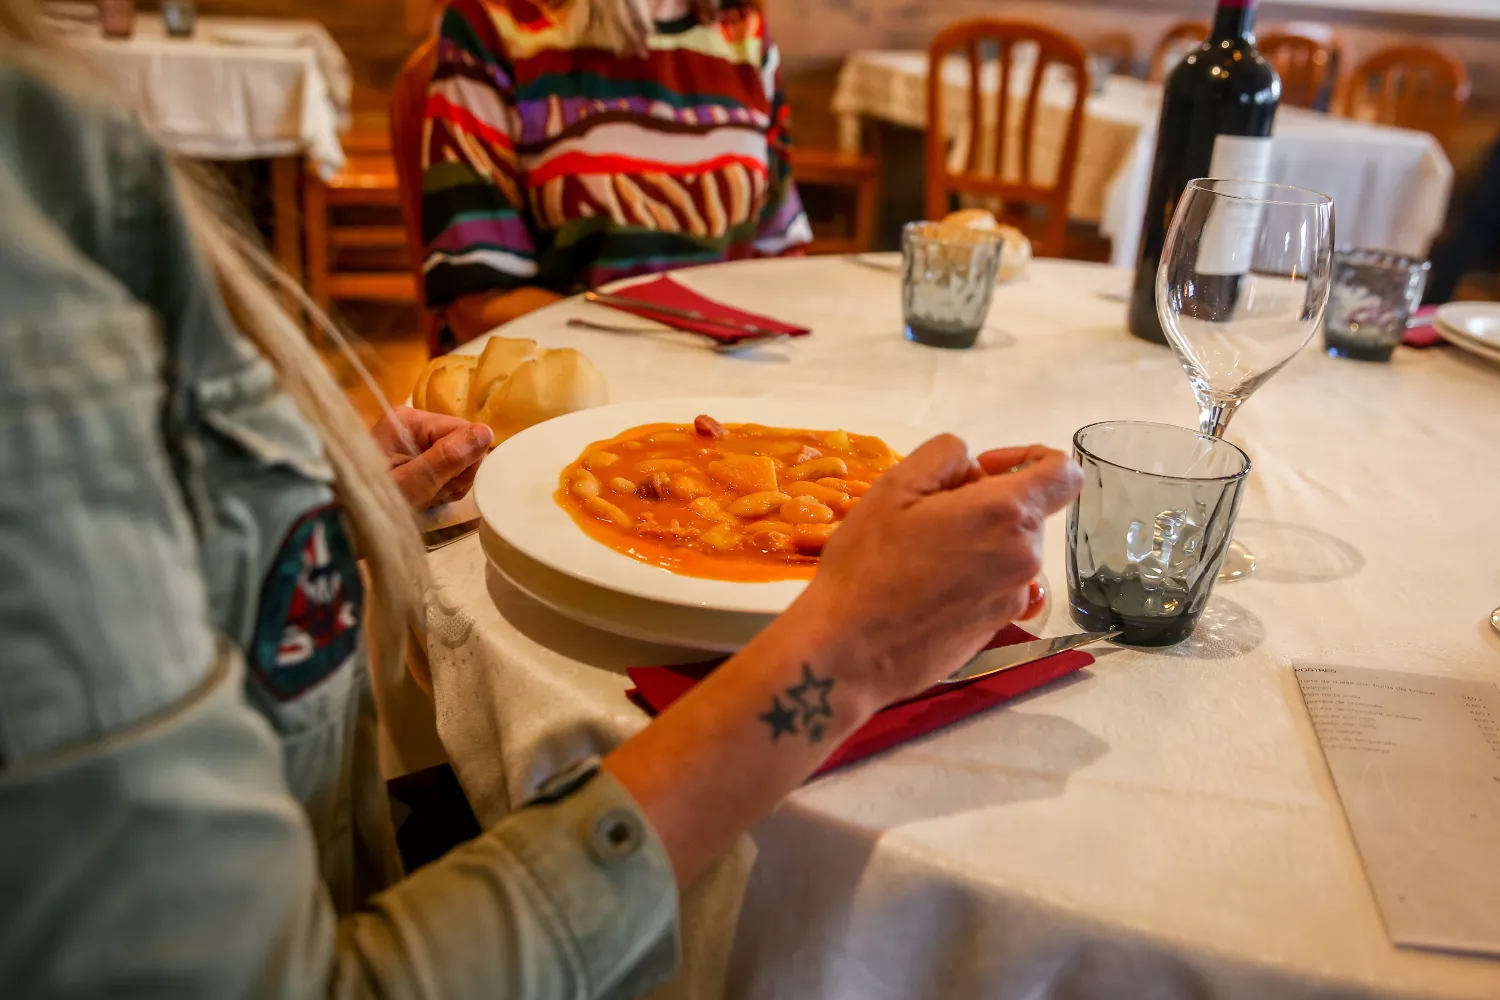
(792, 435), (1083, 711)
(603, 434), (1081, 887)
(371, 406), (494, 510)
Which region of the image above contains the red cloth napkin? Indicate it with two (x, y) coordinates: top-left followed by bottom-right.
(1404, 304), (1444, 348)
(599, 275), (811, 345)
(625, 624), (1095, 776)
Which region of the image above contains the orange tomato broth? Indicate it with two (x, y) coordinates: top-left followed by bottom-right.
(555, 417), (901, 582)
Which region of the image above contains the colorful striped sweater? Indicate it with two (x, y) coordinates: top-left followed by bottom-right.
(421, 0), (811, 312)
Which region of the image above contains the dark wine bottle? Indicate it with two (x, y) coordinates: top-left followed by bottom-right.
(1127, 0), (1280, 344)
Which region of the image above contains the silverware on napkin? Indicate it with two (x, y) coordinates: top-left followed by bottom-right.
(943, 630), (1120, 685)
(565, 317), (787, 352)
(582, 290), (792, 340)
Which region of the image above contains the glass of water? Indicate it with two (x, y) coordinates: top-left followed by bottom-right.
(1066, 421), (1250, 646)
(901, 221), (1003, 349)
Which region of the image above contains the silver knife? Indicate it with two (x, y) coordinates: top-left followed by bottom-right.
(583, 290), (790, 339)
(423, 517), (481, 552)
(943, 631), (1120, 685)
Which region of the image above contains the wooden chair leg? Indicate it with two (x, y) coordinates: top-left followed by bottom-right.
(303, 169), (331, 326)
(270, 156), (304, 318)
(853, 172), (878, 254)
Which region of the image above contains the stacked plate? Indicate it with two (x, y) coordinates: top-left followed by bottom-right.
(473, 397), (1050, 652)
(1434, 303), (1500, 366)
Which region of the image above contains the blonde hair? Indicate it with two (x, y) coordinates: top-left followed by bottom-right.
(0, 1), (428, 694)
(564, 0), (725, 55)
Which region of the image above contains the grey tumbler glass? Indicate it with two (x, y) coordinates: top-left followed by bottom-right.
(1066, 421), (1250, 646)
(901, 221), (1003, 349)
(1324, 249), (1430, 362)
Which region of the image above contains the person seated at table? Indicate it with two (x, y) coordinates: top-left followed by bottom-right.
(1425, 132), (1500, 305)
(420, 0), (812, 350)
(0, 3), (1083, 995)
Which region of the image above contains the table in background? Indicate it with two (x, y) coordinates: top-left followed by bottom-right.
(833, 51), (1453, 268)
(53, 13), (353, 286)
(425, 256), (1500, 1000)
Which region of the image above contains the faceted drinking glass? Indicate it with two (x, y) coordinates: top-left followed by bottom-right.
(1156, 178), (1333, 579)
(1067, 421), (1251, 646)
(901, 221), (1003, 349)
(1323, 249), (1429, 362)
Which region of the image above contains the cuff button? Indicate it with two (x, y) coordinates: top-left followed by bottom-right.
(589, 808), (644, 863)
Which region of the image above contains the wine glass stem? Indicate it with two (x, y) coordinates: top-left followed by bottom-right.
(1199, 400), (1240, 439)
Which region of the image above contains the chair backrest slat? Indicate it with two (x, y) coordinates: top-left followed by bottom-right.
(1337, 44), (1470, 147)
(1149, 20), (1210, 83)
(925, 18), (1091, 258)
(390, 35), (440, 352)
(1259, 31), (1341, 110)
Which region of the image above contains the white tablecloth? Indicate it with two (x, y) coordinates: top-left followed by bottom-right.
(54, 13), (351, 176)
(425, 256), (1500, 1000)
(832, 51), (1454, 269)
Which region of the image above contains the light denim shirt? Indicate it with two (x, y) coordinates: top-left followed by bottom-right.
(0, 60), (677, 999)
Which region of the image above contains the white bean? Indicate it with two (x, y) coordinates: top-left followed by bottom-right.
(569, 469), (600, 500)
(780, 497), (835, 525)
(728, 491), (791, 517)
(639, 458), (689, 473)
(584, 496), (631, 528)
(787, 456), (848, 482)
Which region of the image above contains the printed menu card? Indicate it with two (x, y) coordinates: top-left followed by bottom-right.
(1295, 664), (1500, 958)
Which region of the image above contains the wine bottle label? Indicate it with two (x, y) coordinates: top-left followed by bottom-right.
(1197, 135), (1275, 276)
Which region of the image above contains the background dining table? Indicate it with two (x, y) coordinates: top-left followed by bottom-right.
(832, 50), (1455, 269)
(50, 10), (353, 290)
(419, 255), (1500, 1000)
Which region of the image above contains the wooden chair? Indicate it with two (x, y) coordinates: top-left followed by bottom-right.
(1337, 44), (1470, 147)
(925, 18), (1091, 259)
(390, 36), (440, 352)
(794, 148), (880, 255)
(1092, 32), (1137, 79)
(1259, 31), (1342, 110)
(302, 127), (417, 312)
(1149, 21), (1210, 82)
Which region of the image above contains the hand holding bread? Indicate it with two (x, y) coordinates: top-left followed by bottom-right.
(411, 337), (609, 445)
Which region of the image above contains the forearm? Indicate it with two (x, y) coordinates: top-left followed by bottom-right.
(445, 288), (564, 344)
(602, 587), (882, 887)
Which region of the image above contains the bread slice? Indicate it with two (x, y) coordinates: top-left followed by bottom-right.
(476, 348), (608, 443)
(422, 355), (479, 418)
(941, 207), (999, 231)
(996, 224), (1032, 283)
(470, 336), (541, 418)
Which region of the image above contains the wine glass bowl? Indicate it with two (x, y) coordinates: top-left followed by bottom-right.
(1155, 178), (1334, 581)
(1156, 179), (1334, 435)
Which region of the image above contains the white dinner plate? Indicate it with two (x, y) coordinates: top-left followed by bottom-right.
(481, 524), (774, 652)
(1435, 303), (1500, 365)
(473, 397), (935, 615)
(482, 525), (1053, 650)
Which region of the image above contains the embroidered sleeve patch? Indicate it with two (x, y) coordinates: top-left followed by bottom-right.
(251, 505), (365, 701)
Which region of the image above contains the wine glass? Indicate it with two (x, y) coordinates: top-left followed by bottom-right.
(1156, 178), (1334, 580)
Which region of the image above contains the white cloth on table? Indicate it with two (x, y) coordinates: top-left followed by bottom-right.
(832, 51), (1453, 268)
(424, 256), (1500, 1000)
(54, 14), (351, 177)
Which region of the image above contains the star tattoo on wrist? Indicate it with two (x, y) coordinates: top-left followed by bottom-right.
(759, 663), (836, 744)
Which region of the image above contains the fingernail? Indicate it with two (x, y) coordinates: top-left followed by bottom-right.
(468, 425), (494, 453)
